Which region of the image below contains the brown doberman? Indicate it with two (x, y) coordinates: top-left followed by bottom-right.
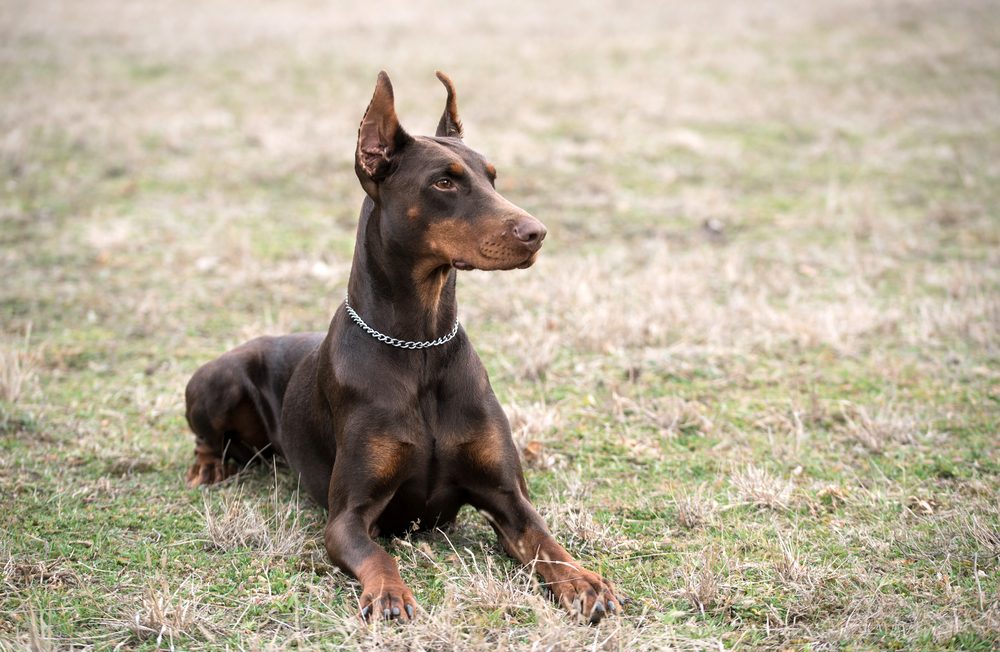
(184, 71), (622, 624)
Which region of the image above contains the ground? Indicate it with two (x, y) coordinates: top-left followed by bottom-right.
(1, 0), (998, 649)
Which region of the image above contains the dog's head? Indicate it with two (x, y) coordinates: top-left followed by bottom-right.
(355, 71), (546, 272)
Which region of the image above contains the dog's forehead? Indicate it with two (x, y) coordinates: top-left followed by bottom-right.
(411, 135), (490, 172)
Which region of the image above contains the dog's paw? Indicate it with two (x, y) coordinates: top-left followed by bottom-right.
(185, 458), (234, 488)
(549, 569), (623, 625)
(359, 583), (418, 624)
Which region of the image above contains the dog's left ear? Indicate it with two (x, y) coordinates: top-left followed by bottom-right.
(434, 71), (463, 139)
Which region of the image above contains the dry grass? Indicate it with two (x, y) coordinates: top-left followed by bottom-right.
(673, 486), (718, 531)
(0, 327), (37, 405)
(0, 608), (56, 652)
(730, 464), (794, 511)
(324, 595), (717, 652)
(308, 537), (717, 652)
(505, 400), (565, 469)
(201, 476), (307, 557)
(964, 507), (1000, 559)
(772, 532), (813, 592)
(126, 578), (201, 648)
(679, 548), (730, 616)
(612, 393), (713, 440)
(466, 233), (998, 365)
(838, 400), (922, 454)
(540, 478), (629, 556)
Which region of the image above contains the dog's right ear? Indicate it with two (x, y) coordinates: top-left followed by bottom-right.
(356, 71), (412, 199)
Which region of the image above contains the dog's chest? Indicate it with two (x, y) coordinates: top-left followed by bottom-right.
(375, 456), (463, 536)
(370, 394), (472, 534)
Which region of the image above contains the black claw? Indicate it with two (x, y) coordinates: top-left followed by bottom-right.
(383, 607), (391, 620)
(360, 606), (371, 619)
(608, 601), (617, 613)
(391, 606), (400, 617)
(406, 604), (414, 619)
(594, 602), (605, 613)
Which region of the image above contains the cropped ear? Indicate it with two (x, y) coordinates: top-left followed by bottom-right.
(356, 71), (411, 198)
(434, 71), (463, 139)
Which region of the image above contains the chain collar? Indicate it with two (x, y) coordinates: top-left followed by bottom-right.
(344, 294), (460, 350)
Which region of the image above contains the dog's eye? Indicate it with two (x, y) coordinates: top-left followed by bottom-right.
(433, 178), (454, 190)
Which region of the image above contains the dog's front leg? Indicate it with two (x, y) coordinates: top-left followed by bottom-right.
(472, 486), (623, 624)
(323, 437), (418, 622)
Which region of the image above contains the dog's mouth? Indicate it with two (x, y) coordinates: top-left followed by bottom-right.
(516, 251), (539, 269)
(453, 250), (538, 272)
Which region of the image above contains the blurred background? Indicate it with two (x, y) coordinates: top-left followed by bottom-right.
(1, 0), (998, 649)
(3, 1), (997, 352)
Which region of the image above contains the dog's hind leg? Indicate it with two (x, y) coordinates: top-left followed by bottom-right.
(183, 334), (323, 488)
(184, 357), (276, 488)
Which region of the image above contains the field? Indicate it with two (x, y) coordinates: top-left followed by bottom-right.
(2, 0), (999, 649)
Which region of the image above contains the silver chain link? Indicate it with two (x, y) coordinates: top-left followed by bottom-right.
(344, 294), (460, 350)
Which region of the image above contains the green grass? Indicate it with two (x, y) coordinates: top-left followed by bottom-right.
(2, 0), (999, 650)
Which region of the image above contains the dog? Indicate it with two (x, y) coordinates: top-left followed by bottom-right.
(184, 71), (622, 624)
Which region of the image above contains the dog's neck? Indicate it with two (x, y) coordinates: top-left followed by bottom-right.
(346, 198), (458, 343)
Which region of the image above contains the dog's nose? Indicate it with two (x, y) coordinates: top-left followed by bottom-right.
(513, 218), (547, 250)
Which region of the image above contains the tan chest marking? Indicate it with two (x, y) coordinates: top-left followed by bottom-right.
(462, 428), (506, 470)
(366, 438), (410, 482)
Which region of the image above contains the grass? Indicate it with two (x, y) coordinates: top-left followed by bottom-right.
(1, 0), (999, 649)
